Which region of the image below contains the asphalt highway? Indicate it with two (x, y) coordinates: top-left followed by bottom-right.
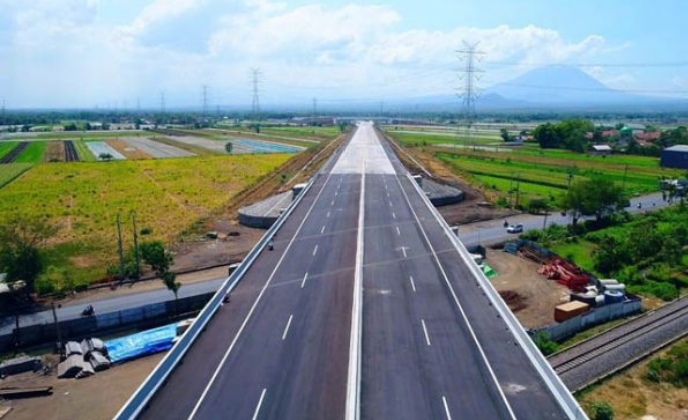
(129, 122), (575, 420)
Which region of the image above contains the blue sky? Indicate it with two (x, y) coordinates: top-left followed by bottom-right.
(1, 0), (686, 109)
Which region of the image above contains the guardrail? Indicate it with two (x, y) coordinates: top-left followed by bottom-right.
(113, 176), (317, 420)
(404, 173), (589, 420)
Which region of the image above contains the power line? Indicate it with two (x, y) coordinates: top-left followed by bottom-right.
(487, 60), (688, 69)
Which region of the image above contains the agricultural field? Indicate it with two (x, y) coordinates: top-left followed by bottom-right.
(386, 127), (681, 207)
(0, 154), (291, 287)
(0, 163), (33, 188)
(216, 124), (340, 141)
(13, 141), (47, 163)
(121, 137), (194, 159)
(86, 141), (126, 160)
(74, 140), (97, 161)
(0, 141), (19, 160)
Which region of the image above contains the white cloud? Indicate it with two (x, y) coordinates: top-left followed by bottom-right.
(0, 0), (618, 107)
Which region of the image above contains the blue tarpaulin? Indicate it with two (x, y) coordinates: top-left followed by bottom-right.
(105, 324), (177, 364)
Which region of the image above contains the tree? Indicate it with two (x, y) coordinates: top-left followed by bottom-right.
(225, 141), (233, 154)
(533, 332), (559, 356)
(0, 215), (58, 295)
(98, 153), (113, 161)
(140, 240), (181, 301)
(500, 128), (510, 142)
(560, 179), (626, 225)
(139, 240), (172, 277)
(592, 235), (629, 275)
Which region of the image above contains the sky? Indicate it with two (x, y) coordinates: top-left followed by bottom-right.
(1, 0), (687, 109)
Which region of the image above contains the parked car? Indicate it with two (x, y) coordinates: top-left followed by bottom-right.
(506, 224), (524, 233)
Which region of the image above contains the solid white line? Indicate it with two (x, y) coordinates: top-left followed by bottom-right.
(313, 244), (319, 256)
(251, 389), (267, 420)
(393, 175), (518, 420)
(409, 276), (416, 292)
(442, 396), (452, 420)
(300, 272), (309, 288)
(185, 172), (335, 420)
(396, 226), (401, 236)
(402, 247), (407, 258)
(321, 225), (326, 234)
(421, 319), (431, 346)
(282, 314), (294, 340)
(345, 159), (366, 420)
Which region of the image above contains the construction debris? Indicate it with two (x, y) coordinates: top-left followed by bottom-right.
(0, 355), (42, 378)
(0, 386), (53, 399)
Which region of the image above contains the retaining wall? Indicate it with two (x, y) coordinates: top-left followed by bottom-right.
(0, 293), (213, 352)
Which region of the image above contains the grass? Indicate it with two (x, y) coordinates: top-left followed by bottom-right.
(0, 163), (33, 188)
(0, 141), (19, 159)
(549, 239), (596, 272)
(14, 141), (47, 163)
(73, 140), (96, 161)
(0, 154), (291, 286)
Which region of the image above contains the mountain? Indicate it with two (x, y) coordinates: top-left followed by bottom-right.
(484, 65), (646, 106)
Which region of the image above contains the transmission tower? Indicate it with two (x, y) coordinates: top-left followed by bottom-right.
(251, 68), (261, 119)
(457, 41), (484, 148)
(0, 99), (5, 124)
(312, 97), (317, 121)
(160, 92), (166, 114)
(202, 85), (209, 117)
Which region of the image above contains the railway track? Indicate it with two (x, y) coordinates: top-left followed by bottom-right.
(550, 297), (688, 377)
(64, 140), (79, 162)
(0, 142), (29, 164)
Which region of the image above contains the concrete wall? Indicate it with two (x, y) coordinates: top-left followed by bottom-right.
(532, 297), (642, 342)
(0, 293), (213, 352)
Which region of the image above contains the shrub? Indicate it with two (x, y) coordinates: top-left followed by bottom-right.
(533, 331), (559, 356)
(590, 401), (614, 420)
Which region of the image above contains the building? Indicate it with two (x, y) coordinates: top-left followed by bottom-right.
(590, 144), (612, 156)
(661, 145), (688, 169)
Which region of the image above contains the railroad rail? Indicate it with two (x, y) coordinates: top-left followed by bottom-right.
(549, 295), (688, 390)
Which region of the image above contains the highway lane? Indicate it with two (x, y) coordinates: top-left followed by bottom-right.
(364, 126), (570, 419)
(361, 173), (512, 420)
(138, 129), (362, 420)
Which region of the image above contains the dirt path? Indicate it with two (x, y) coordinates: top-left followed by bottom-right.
(486, 248), (570, 329)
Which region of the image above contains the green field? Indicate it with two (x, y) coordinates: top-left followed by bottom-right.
(0, 142), (19, 159)
(73, 140), (96, 161)
(0, 154), (291, 287)
(0, 163), (33, 188)
(14, 141), (47, 163)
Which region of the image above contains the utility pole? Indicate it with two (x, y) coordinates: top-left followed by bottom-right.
(202, 85), (209, 118)
(251, 68), (261, 120)
(131, 211), (141, 281)
(1, 99), (5, 124)
(51, 301), (62, 352)
(457, 41), (484, 149)
(622, 163), (628, 191)
(116, 213), (125, 282)
(515, 173), (521, 209)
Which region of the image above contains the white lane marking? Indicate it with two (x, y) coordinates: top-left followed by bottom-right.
(394, 175), (518, 420)
(396, 226), (401, 236)
(392, 211), (396, 220)
(421, 319), (431, 346)
(327, 211), (331, 218)
(335, 191), (338, 197)
(389, 201), (393, 207)
(301, 272), (309, 288)
(185, 171), (335, 420)
(409, 276), (416, 292)
(331, 200), (335, 206)
(252, 389), (267, 420)
(401, 247), (407, 258)
(387, 192), (390, 198)
(345, 164), (365, 420)
(282, 314), (294, 340)
(321, 225), (326, 234)
(313, 244), (319, 256)
(442, 396), (452, 420)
